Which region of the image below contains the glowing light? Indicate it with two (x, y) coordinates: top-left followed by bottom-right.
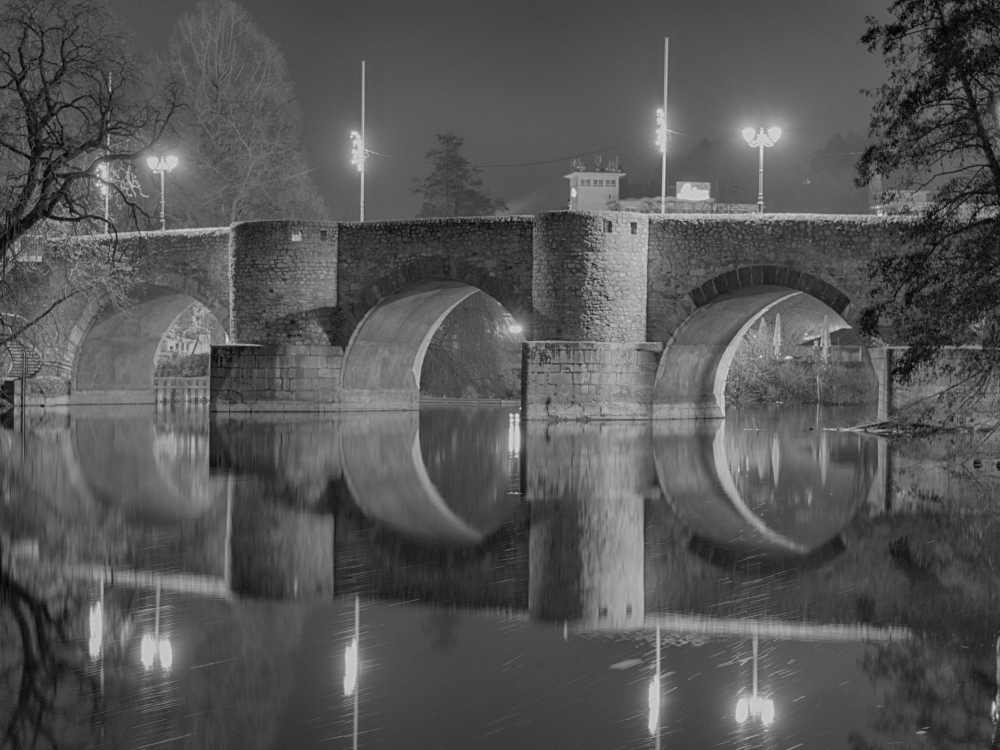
(88, 601), (103, 659)
(647, 675), (660, 735)
(507, 412), (521, 456)
(344, 638), (358, 696)
(656, 109), (668, 154)
(350, 131), (366, 173)
(742, 127), (780, 149)
(508, 323), (522, 334)
(159, 639), (173, 670)
(97, 163), (109, 196)
(736, 695), (776, 726)
(736, 697), (749, 724)
(147, 155), (178, 174)
(141, 635), (156, 669)
(761, 698), (775, 726)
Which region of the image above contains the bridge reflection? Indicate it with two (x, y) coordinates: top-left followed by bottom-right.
(0, 406), (900, 640)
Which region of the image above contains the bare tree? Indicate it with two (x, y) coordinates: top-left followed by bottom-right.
(167, 0), (329, 227)
(0, 0), (179, 382)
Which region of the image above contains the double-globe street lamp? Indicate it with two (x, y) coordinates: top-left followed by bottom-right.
(147, 155), (178, 231)
(742, 127), (781, 213)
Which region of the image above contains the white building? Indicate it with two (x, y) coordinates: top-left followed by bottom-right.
(565, 158), (624, 211)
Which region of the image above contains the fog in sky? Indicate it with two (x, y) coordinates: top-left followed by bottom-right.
(112, 0), (890, 221)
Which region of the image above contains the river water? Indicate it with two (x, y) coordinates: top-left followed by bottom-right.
(2, 404), (999, 749)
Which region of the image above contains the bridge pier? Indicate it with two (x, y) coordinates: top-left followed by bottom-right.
(523, 212), (661, 420)
(212, 221), (343, 411)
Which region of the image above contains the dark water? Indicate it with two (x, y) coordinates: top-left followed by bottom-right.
(2, 403), (999, 749)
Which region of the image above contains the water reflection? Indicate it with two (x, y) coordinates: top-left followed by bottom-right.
(4, 404), (1000, 748)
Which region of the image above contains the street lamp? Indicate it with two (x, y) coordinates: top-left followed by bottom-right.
(140, 579), (173, 671)
(742, 127), (781, 213)
(656, 109), (668, 215)
(350, 130), (366, 222)
(146, 155), (178, 231)
(735, 633), (775, 726)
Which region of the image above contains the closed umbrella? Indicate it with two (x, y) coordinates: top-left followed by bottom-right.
(821, 315), (831, 363)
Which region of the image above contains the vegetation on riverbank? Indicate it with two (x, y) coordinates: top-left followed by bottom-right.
(725, 317), (877, 406)
(154, 352), (210, 377)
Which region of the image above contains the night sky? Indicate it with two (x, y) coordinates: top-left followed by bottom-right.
(111, 0), (889, 221)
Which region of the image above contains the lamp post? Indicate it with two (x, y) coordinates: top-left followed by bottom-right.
(656, 109), (668, 215)
(351, 129), (366, 221)
(140, 579), (173, 671)
(350, 60), (367, 222)
(735, 633), (774, 726)
(343, 595), (360, 750)
(146, 155), (178, 230)
(742, 127), (781, 213)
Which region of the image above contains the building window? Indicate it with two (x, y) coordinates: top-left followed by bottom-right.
(594, 179), (604, 186)
(607, 179), (616, 187)
(630, 222), (637, 234)
(599, 606), (608, 617)
(291, 230), (303, 242)
(604, 220), (613, 233)
(626, 604), (633, 617)
(581, 179), (591, 186)
(320, 229), (328, 241)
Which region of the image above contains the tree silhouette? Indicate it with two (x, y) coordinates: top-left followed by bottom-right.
(412, 133), (506, 218)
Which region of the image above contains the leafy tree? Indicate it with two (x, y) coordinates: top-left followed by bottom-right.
(855, 0), (1000, 388)
(412, 133), (506, 218)
(0, 0), (178, 353)
(167, 0), (329, 227)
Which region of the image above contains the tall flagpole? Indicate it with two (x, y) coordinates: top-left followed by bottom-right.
(360, 61), (365, 222)
(660, 38), (668, 216)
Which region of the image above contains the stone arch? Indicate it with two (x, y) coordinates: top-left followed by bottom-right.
(66, 273), (230, 401)
(653, 265), (861, 419)
(689, 264), (857, 323)
(336, 254), (533, 346)
(339, 261), (531, 408)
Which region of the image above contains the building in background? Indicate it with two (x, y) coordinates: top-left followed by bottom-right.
(564, 157), (624, 211)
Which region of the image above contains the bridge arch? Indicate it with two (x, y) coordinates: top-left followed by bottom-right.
(66, 271), (230, 402)
(653, 265), (862, 419)
(339, 264), (531, 407)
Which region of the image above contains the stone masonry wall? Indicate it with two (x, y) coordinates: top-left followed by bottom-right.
(334, 217), (534, 346)
(646, 214), (911, 343)
(230, 221), (338, 346)
(522, 342), (663, 420)
(210, 344), (343, 412)
(532, 211), (648, 342)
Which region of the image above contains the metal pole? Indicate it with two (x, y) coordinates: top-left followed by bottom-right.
(660, 38), (668, 216)
(360, 61), (365, 223)
(159, 169), (166, 231)
(353, 595), (360, 750)
(757, 141), (765, 214)
(105, 73), (111, 224)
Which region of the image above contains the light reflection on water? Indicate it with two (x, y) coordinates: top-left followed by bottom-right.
(2, 404), (999, 748)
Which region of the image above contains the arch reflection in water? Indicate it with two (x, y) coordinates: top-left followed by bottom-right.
(654, 408), (878, 572)
(340, 408), (522, 546)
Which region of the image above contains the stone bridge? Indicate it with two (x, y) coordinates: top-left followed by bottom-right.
(11, 212), (908, 418)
